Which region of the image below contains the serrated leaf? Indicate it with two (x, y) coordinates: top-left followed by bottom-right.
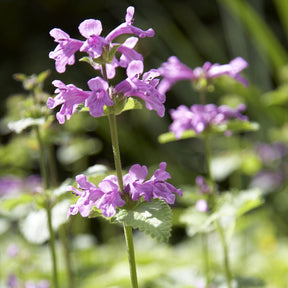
(8, 117), (45, 133)
(114, 199), (172, 242)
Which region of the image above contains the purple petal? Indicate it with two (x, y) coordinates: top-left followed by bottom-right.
(78, 19), (102, 38)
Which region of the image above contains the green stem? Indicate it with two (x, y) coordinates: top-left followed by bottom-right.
(216, 221), (232, 288)
(35, 126), (59, 288)
(203, 134), (232, 288)
(201, 233), (210, 288)
(108, 113), (139, 288)
(60, 224), (74, 288)
(104, 61), (138, 287)
(123, 224), (139, 288)
(107, 113), (124, 192)
(46, 202), (59, 288)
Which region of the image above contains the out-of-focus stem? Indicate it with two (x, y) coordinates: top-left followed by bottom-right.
(35, 126), (59, 288)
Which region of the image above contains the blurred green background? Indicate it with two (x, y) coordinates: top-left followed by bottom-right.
(1, 0), (288, 287)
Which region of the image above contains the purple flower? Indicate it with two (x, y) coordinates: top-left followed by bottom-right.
(86, 77), (114, 117)
(250, 170), (283, 194)
(158, 56), (248, 94)
(105, 6), (154, 42)
(255, 142), (287, 164)
(169, 103), (248, 139)
(195, 199), (209, 212)
(78, 19), (108, 59)
(117, 37), (143, 68)
(47, 80), (90, 124)
(196, 176), (211, 194)
(50, 6), (154, 78)
(0, 176), (22, 197)
(25, 280), (50, 288)
(7, 244), (19, 258)
(115, 60), (166, 117)
(49, 29), (83, 73)
(68, 162), (182, 218)
(7, 274), (21, 288)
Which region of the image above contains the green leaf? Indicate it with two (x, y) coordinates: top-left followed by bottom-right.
(116, 97), (143, 115)
(158, 130), (197, 143)
(107, 44), (121, 63)
(216, 188), (264, 219)
(211, 153), (242, 181)
(0, 193), (35, 211)
(262, 83), (288, 106)
(179, 207), (215, 236)
(19, 200), (71, 244)
(158, 120), (259, 143)
(114, 199), (172, 242)
(36, 70), (51, 83)
(8, 117), (45, 133)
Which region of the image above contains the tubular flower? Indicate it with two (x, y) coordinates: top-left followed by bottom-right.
(86, 77), (114, 117)
(115, 60), (166, 117)
(170, 103), (248, 139)
(47, 80), (90, 124)
(49, 6), (155, 79)
(67, 162), (182, 218)
(158, 56), (249, 94)
(49, 29), (83, 73)
(105, 6), (155, 42)
(78, 19), (108, 59)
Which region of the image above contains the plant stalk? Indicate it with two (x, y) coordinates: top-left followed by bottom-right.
(107, 112), (138, 288)
(123, 224), (139, 288)
(35, 126), (59, 288)
(204, 134), (232, 288)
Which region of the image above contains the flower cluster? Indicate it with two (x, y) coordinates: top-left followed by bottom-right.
(67, 162), (182, 218)
(169, 103), (248, 139)
(48, 6), (166, 123)
(158, 56), (248, 94)
(0, 175), (43, 197)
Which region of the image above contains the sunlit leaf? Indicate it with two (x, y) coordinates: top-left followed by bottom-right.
(8, 117), (45, 133)
(158, 120), (259, 143)
(114, 199), (172, 242)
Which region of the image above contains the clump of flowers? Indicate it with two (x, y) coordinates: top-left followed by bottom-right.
(157, 56), (249, 94)
(47, 6), (166, 123)
(67, 162), (182, 218)
(169, 103), (248, 138)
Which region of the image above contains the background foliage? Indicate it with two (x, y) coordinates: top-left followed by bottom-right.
(1, 0), (288, 287)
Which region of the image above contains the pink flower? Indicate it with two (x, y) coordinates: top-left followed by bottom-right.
(169, 104), (248, 139)
(105, 6), (154, 42)
(115, 60), (166, 117)
(49, 29), (83, 73)
(47, 80), (90, 124)
(86, 77), (114, 117)
(67, 162), (182, 218)
(158, 56), (249, 94)
(78, 19), (108, 59)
